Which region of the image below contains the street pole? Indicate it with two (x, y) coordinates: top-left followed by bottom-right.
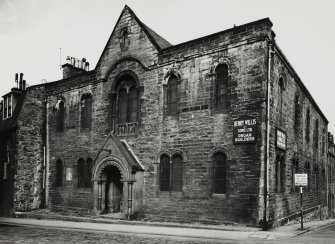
(300, 186), (303, 230)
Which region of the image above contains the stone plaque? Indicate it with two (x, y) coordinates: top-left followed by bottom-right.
(233, 115), (257, 144)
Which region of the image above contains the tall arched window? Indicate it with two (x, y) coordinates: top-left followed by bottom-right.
(56, 100), (65, 132)
(117, 76), (138, 124)
(160, 154), (183, 192)
(215, 64), (229, 110)
(314, 119), (319, 148)
(306, 108), (310, 142)
(111, 73), (139, 136)
(81, 94), (92, 129)
(213, 152), (227, 194)
(55, 159), (63, 187)
(160, 155), (170, 191)
(166, 75), (178, 115)
(275, 154), (285, 193)
(77, 157), (92, 188)
(278, 78), (284, 123)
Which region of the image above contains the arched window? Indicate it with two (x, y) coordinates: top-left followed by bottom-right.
(314, 119), (319, 148)
(77, 157), (92, 188)
(314, 164), (319, 190)
(306, 108), (310, 142)
(160, 155), (170, 191)
(56, 100), (65, 132)
(278, 78), (284, 122)
(215, 64), (229, 110)
(275, 154), (285, 193)
(117, 76), (138, 124)
(213, 152), (227, 194)
(81, 94), (92, 129)
(166, 75), (178, 115)
(55, 159), (63, 187)
(160, 154), (183, 192)
(305, 161), (311, 190)
(294, 94), (301, 131)
(172, 155), (183, 191)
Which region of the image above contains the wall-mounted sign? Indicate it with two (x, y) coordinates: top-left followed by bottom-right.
(66, 168), (72, 181)
(233, 115), (257, 144)
(295, 173), (308, 186)
(276, 129), (286, 150)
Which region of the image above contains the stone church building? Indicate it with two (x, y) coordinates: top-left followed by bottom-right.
(0, 6), (330, 227)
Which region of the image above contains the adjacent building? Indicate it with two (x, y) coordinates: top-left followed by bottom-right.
(0, 6), (331, 227)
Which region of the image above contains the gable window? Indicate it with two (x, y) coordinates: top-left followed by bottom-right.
(120, 28), (129, 50)
(213, 152), (227, 194)
(77, 157), (92, 188)
(215, 64), (229, 110)
(166, 75), (178, 115)
(81, 94), (93, 130)
(55, 159), (63, 187)
(56, 100), (65, 132)
(160, 154), (183, 192)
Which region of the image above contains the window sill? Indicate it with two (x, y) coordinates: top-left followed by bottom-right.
(212, 193), (228, 199)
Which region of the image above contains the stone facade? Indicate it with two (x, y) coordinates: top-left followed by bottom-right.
(0, 5), (331, 227)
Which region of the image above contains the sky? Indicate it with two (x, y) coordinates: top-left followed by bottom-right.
(0, 0), (334, 133)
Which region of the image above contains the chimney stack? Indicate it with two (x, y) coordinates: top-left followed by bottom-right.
(19, 73), (24, 89)
(15, 73), (18, 88)
(61, 56), (89, 79)
(23, 80), (26, 90)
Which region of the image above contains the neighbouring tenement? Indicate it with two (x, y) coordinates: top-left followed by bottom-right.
(0, 5), (332, 228)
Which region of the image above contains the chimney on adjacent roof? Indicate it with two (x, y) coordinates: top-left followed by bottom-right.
(19, 73), (23, 90)
(62, 56), (89, 79)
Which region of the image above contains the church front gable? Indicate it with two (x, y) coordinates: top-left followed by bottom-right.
(96, 5), (170, 80)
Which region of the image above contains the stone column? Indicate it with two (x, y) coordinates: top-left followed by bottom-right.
(92, 180), (99, 215)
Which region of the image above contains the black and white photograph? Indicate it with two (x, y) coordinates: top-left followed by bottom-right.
(0, 0), (335, 243)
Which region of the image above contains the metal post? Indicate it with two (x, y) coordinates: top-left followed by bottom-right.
(300, 186), (303, 230)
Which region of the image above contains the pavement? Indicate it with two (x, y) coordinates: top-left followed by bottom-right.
(0, 212), (334, 241)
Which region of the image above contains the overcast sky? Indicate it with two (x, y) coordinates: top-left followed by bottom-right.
(0, 0), (334, 133)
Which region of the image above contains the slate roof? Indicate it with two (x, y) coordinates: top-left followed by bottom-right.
(141, 23), (172, 49)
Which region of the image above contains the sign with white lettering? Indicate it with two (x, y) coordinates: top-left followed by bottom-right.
(233, 115), (257, 144)
(276, 129), (286, 150)
(295, 173), (308, 186)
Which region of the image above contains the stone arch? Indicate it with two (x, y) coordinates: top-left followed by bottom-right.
(105, 56), (149, 81)
(171, 149), (188, 163)
(163, 68), (182, 85)
(156, 150), (171, 164)
(92, 155), (129, 181)
(208, 147), (230, 160)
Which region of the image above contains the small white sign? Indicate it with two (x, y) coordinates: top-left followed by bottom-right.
(295, 173), (308, 186)
(66, 168), (72, 181)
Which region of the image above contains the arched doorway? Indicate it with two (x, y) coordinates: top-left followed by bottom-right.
(102, 165), (123, 213)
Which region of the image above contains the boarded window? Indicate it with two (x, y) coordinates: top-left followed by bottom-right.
(55, 160), (63, 187)
(160, 155), (170, 191)
(167, 76), (178, 115)
(81, 94), (92, 129)
(215, 64), (229, 110)
(213, 152), (227, 194)
(57, 101), (65, 132)
(172, 155), (183, 192)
